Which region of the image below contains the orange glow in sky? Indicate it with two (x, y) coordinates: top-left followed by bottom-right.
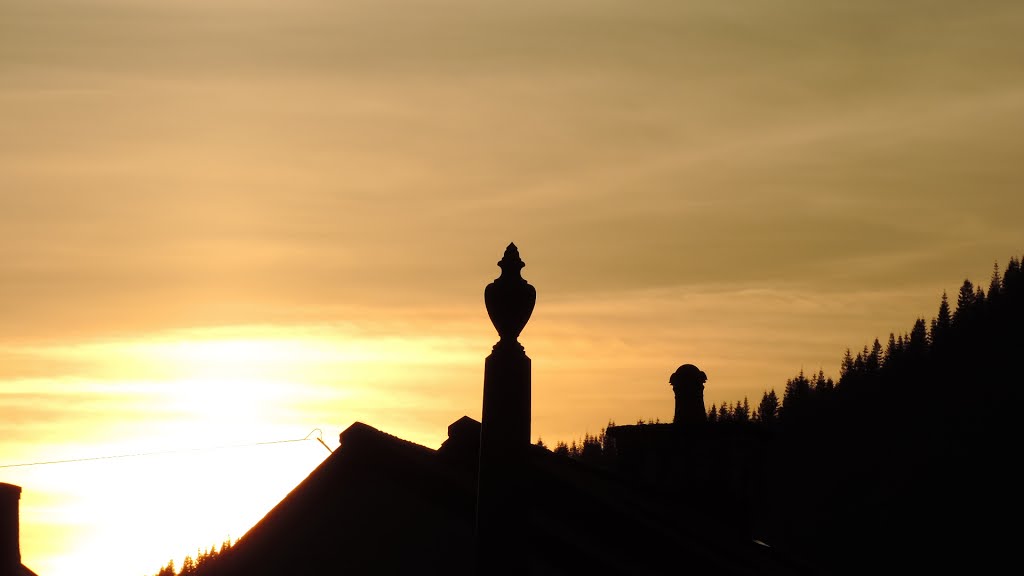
(3, 1), (1024, 574)
(2, 326), (486, 575)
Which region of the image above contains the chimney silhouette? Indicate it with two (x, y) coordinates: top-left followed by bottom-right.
(670, 364), (707, 425)
(0, 483), (22, 576)
(476, 243), (536, 576)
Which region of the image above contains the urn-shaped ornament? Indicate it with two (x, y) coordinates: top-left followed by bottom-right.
(484, 243), (536, 346)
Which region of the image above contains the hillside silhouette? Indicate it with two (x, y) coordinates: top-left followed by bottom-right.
(760, 256), (1024, 575)
(561, 255), (1024, 576)
(144, 252), (1023, 576)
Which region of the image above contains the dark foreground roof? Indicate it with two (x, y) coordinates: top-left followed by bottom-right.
(0, 482), (38, 576)
(217, 419), (813, 576)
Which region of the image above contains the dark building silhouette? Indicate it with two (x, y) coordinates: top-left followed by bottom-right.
(213, 245), (807, 576)
(604, 366), (772, 547)
(0, 483), (38, 576)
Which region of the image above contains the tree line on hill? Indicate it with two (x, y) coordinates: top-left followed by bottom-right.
(148, 540), (233, 576)
(551, 255), (1024, 575)
(751, 257), (1023, 575)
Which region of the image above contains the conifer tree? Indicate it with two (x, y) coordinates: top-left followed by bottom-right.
(908, 318), (928, 358)
(884, 333), (899, 366)
(840, 348), (854, 379)
(988, 262), (1002, 305)
(181, 555), (196, 576)
(931, 291), (952, 348)
(1004, 257), (1021, 296)
(814, 369), (834, 393)
(953, 279), (976, 325)
(757, 390), (779, 424)
(731, 398), (750, 423)
(853, 349), (866, 373)
(866, 339), (882, 372)
(781, 370), (812, 421)
(156, 560), (174, 576)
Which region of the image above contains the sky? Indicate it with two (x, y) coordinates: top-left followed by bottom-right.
(2, 0), (1023, 574)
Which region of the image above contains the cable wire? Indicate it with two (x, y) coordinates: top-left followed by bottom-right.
(0, 428), (332, 469)
(305, 428), (334, 454)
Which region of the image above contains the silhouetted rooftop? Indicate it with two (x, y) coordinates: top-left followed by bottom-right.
(217, 418), (811, 576)
(0, 482), (38, 576)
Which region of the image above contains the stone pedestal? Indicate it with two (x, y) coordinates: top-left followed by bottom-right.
(476, 343), (531, 575)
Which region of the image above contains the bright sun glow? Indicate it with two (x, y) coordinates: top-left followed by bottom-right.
(3, 325), (484, 576)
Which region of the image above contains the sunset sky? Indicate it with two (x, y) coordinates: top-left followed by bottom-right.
(2, 1), (1023, 574)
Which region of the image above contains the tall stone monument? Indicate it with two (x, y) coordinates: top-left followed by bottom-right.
(476, 242), (536, 576)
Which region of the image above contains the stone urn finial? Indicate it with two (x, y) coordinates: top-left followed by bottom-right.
(484, 243), (536, 347)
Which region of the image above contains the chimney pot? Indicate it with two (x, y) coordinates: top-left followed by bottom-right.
(670, 364), (708, 425)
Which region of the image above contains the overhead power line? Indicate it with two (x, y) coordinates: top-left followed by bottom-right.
(0, 428), (333, 469)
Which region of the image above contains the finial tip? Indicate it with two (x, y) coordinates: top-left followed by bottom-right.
(498, 243), (524, 269)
